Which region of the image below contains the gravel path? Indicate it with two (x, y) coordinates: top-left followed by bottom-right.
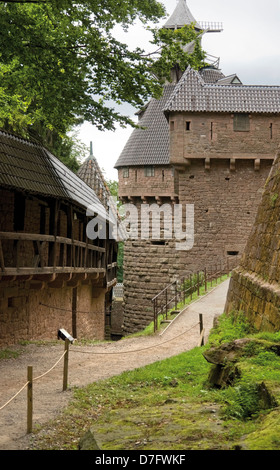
(0, 279), (230, 450)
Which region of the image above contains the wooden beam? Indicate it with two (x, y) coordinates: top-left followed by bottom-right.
(30, 281), (46, 291)
(0, 240), (5, 272)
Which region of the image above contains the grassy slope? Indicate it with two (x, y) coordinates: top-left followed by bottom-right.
(29, 311), (280, 450)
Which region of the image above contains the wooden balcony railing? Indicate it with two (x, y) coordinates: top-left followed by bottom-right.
(0, 232), (107, 277)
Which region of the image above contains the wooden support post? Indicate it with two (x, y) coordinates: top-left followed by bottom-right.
(0, 240), (5, 272)
(72, 287), (77, 339)
(197, 272), (200, 297)
(27, 366), (33, 434)
(204, 268), (207, 293)
(199, 314), (205, 347)
(165, 288), (168, 319)
(63, 339), (70, 391)
(199, 314), (203, 335)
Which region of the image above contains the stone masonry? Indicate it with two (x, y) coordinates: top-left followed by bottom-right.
(115, 2), (280, 335)
(225, 147), (280, 331)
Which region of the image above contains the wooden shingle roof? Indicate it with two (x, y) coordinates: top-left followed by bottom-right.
(0, 130), (101, 211)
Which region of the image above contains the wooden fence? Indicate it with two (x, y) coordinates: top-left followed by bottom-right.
(0, 339), (70, 434)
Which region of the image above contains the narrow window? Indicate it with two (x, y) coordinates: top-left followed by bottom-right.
(162, 170), (165, 182)
(233, 114), (250, 132)
(123, 168), (129, 178)
(135, 169), (138, 182)
(170, 121), (175, 131)
(14, 192), (25, 231)
(210, 122), (214, 140)
(270, 123), (273, 139)
(144, 166), (155, 177)
(186, 121), (191, 131)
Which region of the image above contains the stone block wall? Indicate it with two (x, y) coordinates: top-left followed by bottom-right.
(169, 112), (280, 163)
(225, 148), (280, 331)
(118, 165), (178, 198)
(121, 158), (272, 334)
(178, 158), (272, 267)
(0, 277), (106, 347)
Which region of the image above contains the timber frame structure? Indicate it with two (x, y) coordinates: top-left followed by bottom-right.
(0, 130), (117, 346)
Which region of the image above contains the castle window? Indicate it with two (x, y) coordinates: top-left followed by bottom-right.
(227, 251), (239, 256)
(123, 168), (129, 178)
(186, 121), (191, 131)
(170, 121), (175, 131)
(233, 114), (250, 132)
(144, 166), (155, 177)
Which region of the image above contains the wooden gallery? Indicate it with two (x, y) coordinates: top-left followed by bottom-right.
(0, 130), (118, 346)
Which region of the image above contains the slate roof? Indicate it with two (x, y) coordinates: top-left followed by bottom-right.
(78, 150), (115, 211)
(217, 74), (242, 85)
(199, 67), (226, 83)
(0, 129), (101, 211)
(164, 67), (280, 115)
(114, 85), (175, 168)
(164, 0), (201, 30)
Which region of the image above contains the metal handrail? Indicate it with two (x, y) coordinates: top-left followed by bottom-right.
(152, 259), (238, 332)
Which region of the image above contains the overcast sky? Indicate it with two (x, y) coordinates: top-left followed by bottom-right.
(77, 0), (280, 181)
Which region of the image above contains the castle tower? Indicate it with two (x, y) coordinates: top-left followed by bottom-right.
(115, 1), (280, 334)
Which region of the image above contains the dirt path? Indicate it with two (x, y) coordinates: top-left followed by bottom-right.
(0, 279), (230, 451)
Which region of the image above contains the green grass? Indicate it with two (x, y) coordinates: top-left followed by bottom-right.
(29, 309), (280, 451)
(0, 348), (20, 360)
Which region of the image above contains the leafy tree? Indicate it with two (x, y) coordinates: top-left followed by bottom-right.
(0, 0), (206, 143)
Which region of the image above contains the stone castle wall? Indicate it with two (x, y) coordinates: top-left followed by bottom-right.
(118, 165), (178, 199)
(225, 148), (280, 331)
(169, 112), (280, 163)
(121, 158), (272, 334)
(0, 277), (106, 347)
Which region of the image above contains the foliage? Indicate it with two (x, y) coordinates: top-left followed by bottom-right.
(206, 311), (255, 348)
(0, 0), (206, 145)
(52, 130), (88, 172)
(105, 179), (124, 282)
(116, 242), (124, 283)
(150, 24), (206, 80)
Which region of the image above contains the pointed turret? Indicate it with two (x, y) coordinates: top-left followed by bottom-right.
(164, 0), (223, 33)
(164, 0), (201, 30)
